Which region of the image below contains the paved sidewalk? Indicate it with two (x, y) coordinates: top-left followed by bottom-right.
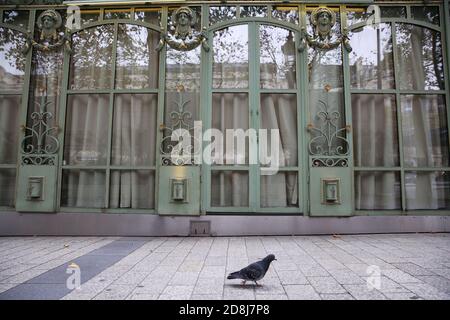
(0, 234), (449, 300)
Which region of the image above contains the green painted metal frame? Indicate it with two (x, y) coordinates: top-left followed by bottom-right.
(0, 2), (449, 216)
(202, 5), (305, 214)
(347, 4), (450, 214)
(0, 10), (36, 211)
(56, 9), (165, 212)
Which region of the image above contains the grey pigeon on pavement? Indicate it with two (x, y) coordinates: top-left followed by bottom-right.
(227, 254), (277, 286)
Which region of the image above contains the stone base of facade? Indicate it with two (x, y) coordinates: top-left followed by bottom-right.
(0, 212), (449, 236)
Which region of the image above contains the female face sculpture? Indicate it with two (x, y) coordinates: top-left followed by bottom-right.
(172, 7), (197, 40)
(42, 15), (56, 30)
(37, 10), (62, 40)
(312, 8), (336, 39)
(177, 12), (190, 27)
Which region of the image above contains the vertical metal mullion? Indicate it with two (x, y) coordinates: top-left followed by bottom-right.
(155, 6), (168, 213)
(442, 1), (450, 154)
(249, 21), (259, 211)
(104, 22), (119, 209)
(294, 4), (304, 214)
(299, 4), (310, 215)
(200, 3), (210, 213)
(340, 5), (354, 214)
(56, 27), (73, 211)
(391, 21), (406, 212)
(16, 9), (35, 168)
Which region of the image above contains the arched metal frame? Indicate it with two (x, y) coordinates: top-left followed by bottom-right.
(347, 9), (450, 215)
(203, 19), (304, 213)
(0, 3), (448, 216)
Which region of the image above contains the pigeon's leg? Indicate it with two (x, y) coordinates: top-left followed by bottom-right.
(241, 280), (246, 286)
(254, 281), (261, 286)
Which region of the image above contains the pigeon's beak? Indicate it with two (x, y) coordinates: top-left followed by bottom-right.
(274, 258), (277, 261)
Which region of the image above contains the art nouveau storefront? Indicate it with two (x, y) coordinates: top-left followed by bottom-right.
(0, 0), (449, 235)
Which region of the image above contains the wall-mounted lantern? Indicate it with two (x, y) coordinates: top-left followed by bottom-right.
(321, 178), (340, 204)
(171, 178), (188, 202)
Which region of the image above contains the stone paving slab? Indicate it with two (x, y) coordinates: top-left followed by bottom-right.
(1, 234), (450, 300)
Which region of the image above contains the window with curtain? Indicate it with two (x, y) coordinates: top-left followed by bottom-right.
(211, 24), (249, 208)
(62, 23), (160, 209)
(210, 22), (299, 210)
(0, 26), (27, 207)
(350, 17), (449, 210)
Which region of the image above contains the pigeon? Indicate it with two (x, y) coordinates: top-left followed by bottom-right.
(227, 254), (277, 286)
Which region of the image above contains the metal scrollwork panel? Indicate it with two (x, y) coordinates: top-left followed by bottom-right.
(160, 86), (201, 166)
(21, 97), (59, 166)
(308, 88), (350, 167)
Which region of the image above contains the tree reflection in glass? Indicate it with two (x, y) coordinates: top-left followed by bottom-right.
(213, 25), (248, 89)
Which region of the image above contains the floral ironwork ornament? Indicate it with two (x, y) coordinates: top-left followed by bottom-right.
(157, 7), (209, 52)
(299, 7), (352, 52)
(23, 10), (71, 53)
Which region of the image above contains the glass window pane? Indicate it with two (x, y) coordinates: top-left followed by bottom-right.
(211, 171), (249, 207)
(0, 95), (20, 164)
(212, 93), (249, 165)
(241, 6), (267, 17)
(116, 24), (159, 89)
(272, 6), (299, 24)
(347, 9), (366, 26)
(28, 48), (64, 134)
(80, 10), (99, 25)
(64, 94), (109, 166)
(405, 171), (450, 210)
(396, 24), (444, 90)
(355, 171), (401, 210)
(61, 170), (106, 208)
(261, 172), (298, 208)
(209, 6), (236, 25)
(352, 94), (399, 167)
(110, 170), (155, 209)
(0, 169), (15, 207)
(380, 6), (406, 18)
(112, 94), (157, 166)
(166, 47), (201, 92)
(2, 10), (29, 28)
(104, 8), (131, 20)
(213, 25), (248, 89)
(69, 25), (114, 90)
(350, 24), (394, 89)
(135, 8), (161, 24)
(401, 95), (449, 167)
(260, 94), (297, 167)
(411, 6), (440, 25)
(260, 26), (296, 89)
(0, 28), (26, 91)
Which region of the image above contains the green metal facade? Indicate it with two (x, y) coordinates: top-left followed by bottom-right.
(0, 1), (449, 217)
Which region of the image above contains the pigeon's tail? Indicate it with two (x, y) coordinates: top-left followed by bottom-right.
(227, 271), (240, 280)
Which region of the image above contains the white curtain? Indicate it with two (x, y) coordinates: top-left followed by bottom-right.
(260, 94), (298, 207)
(63, 24), (159, 209)
(352, 23), (449, 210)
(0, 96), (20, 207)
(353, 94), (400, 210)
